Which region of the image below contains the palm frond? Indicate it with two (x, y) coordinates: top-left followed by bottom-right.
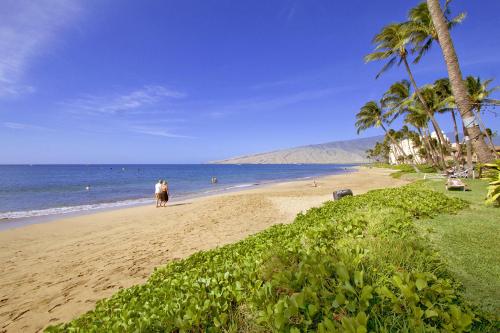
(364, 51), (390, 63)
(375, 57), (397, 79)
(483, 98), (500, 106)
(413, 38), (433, 64)
(448, 12), (466, 29)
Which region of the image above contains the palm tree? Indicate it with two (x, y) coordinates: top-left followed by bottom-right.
(426, 0), (495, 162)
(405, 98), (442, 167)
(381, 80), (412, 122)
(391, 129), (407, 163)
(423, 82), (463, 165)
(399, 125), (419, 160)
(433, 78), (460, 152)
(466, 76), (499, 154)
(372, 141), (391, 163)
(383, 79), (447, 166)
(355, 101), (406, 161)
(408, 1), (465, 64)
(365, 22), (448, 149)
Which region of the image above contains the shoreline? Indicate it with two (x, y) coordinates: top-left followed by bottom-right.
(0, 167), (357, 231)
(0, 166), (403, 332)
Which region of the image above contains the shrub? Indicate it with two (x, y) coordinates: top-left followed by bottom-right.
(483, 160), (500, 206)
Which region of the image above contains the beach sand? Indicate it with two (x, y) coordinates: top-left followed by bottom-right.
(0, 167), (406, 332)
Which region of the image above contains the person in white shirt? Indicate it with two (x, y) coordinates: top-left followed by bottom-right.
(155, 179), (162, 208)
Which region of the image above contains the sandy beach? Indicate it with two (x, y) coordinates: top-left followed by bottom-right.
(0, 167), (406, 332)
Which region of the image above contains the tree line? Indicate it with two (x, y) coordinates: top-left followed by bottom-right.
(357, 0), (498, 169)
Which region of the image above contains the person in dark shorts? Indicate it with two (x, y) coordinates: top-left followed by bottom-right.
(160, 180), (169, 207)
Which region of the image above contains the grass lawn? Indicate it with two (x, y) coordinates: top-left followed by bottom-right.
(406, 174), (499, 318)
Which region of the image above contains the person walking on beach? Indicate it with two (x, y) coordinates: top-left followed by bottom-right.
(155, 179), (162, 208)
(160, 180), (169, 207)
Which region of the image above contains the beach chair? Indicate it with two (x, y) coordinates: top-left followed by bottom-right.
(450, 168), (474, 179)
(446, 178), (467, 191)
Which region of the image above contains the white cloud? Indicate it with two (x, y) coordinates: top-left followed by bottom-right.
(0, 0), (82, 98)
(2, 121), (49, 130)
(62, 85), (186, 114)
(129, 125), (194, 139)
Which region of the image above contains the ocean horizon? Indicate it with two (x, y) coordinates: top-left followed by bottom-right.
(0, 164), (357, 224)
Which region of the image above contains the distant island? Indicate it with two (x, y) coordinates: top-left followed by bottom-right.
(211, 135), (383, 164)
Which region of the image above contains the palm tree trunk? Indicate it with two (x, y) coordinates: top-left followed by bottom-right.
(381, 124), (409, 163)
(418, 127), (435, 165)
(381, 124), (420, 172)
(474, 106), (498, 156)
(415, 127), (429, 162)
(450, 109), (461, 164)
(402, 56), (448, 167)
(427, 0), (495, 163)
(382, 126), (405, 162)
(425, 126), (444, 168)
(450, 110), (460, 149)
(427, 116), (447, 168)
(462, 121), (473, 173)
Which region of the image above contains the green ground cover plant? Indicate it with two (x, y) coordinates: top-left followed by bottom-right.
(47, 184), (497, 332)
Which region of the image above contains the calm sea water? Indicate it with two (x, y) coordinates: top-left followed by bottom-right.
(0, 164), (355, 221)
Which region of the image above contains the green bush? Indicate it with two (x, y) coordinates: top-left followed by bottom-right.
(370, 163), (437, 179)
(47, 184), (496, 332)
(483, 160), (500, 206)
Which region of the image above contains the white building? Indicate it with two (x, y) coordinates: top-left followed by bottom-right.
(388, 131), (449, 165)
(389, 138), (424, 164)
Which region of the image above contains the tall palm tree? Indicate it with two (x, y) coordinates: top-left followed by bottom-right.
(391, 129), (407, 163)
(426, 0), (495, 162)
(466, 76), (499, 154)
(399, 125), (419, 160)
(365, 22), (448, 149)
(405, 98), (442, 167)
(383, 79), (447, 166)
(372, 141), (391, 163)
(381, 80), (412, 122)
(381, 80), (444, 166)
(383, 80), (436, 166)
(424, 82), (463, 165)
(355, 101), (406, 161)
(433, 78), (460, 151)
(408, 1), (465, 64)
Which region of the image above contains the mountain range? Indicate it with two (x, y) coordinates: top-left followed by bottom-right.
(211, 136), (383, 164)
(212, 132), (500, 164)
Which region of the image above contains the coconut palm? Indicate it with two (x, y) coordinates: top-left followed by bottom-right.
(405, 98), (442, 167)
(372, 141), (391, 163)
(426, 0), (495, 162)
(399, 125), (420, 160)
(383, 79), (447, 166)
(433, 78), (460, 147)
(365, 22), (448, 150)
(466, 76), (500, 154)
(408, 1), (465, 63)
(355, 101), (406, 161)
(381, 80), (412, 122)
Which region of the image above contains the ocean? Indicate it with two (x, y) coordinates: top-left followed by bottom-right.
(0, 164), (355, 223)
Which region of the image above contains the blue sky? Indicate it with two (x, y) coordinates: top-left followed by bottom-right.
(1, 0), (499, 164)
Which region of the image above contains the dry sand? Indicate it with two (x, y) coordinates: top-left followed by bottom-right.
(0, 167), (406, 332)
